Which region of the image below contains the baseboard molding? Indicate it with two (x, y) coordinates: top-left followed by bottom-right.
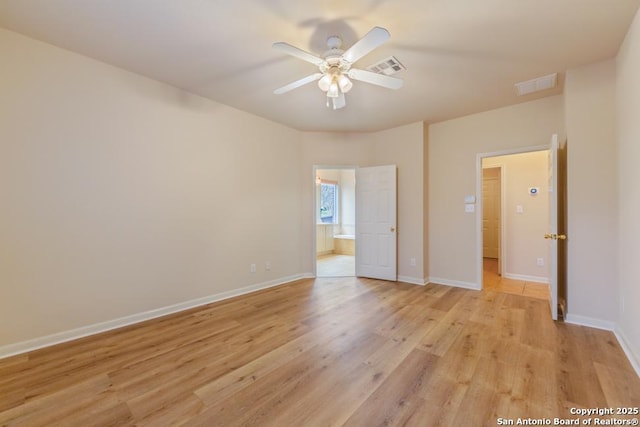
(503, 273), (549, 284)
(427, 277), (481, 291)
(564, 313), (616, 331)
(614, 326), (640, 377)
(397, 275), (427, 286)
(0, 274), (308, 360)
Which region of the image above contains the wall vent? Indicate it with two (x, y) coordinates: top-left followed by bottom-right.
(514, 73), (557, 96)
(367, 56), (406, 76)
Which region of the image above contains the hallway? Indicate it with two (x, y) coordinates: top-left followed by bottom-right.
(483, 258), (549, 300)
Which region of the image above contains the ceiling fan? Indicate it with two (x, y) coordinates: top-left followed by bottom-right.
(273, 26), (403, 110)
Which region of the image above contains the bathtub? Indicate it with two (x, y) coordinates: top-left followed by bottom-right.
(333, 234), (355, 255)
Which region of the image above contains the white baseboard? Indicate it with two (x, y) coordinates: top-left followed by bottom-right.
(564, 313), (615, 331)
(427, 277), (481, 291)
(503, 273), (549, 284)
(397, 275), (427, 286)
(0, 274), (307, 360)
(614, 326), (640, 377)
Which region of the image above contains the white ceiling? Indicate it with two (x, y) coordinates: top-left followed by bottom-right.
(1, 0), (639, 132)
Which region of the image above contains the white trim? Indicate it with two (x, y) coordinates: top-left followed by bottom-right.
(427, 277), (481, 291)
(499, 165), (506, 277)
(397, 275), (427, 286)
(564, 314), (615, 331)
(0, 274), (307, 359)
(503, 273), (549, 284)
(477, 144), (551, 160)
(614, 326), (640, 377)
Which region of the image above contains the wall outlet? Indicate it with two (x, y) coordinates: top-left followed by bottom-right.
(410, 258), (416, 267)
(250, 263), (256, 273)
(265, 261), (271, 271)
(536, 258), (544, 267)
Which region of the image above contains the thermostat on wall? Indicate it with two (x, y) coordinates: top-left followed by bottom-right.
(529, 187), (540, 196)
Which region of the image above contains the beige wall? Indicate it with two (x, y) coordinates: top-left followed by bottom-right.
(339, 169), (356, 235)
(483, 151), (550, 282)
(616, 8), (640, 369)
(300, 122), (428, 284)
(0, 29), (304, 347)
(428, 96), (564, 288)
(564, 59), (618, 325)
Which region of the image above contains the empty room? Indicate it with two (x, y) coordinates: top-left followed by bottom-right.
(1, 1), (640, 425)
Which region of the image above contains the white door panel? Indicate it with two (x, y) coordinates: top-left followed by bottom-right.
(356, 165), (397, 281)
(546, 134), (567, 320)
(482, 171), (500, 259)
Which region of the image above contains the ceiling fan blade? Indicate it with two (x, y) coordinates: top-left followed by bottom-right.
(273, 42), (325, 66)
(342, 27), (390, 64)
(348, 68), (403, 89)
(274, 73), (323, 95)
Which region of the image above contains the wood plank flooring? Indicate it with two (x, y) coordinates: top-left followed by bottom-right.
(1, 277), (639, 426)
(483, 258), (550, 300)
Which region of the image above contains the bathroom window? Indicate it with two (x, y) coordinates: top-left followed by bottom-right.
(319, 182), (338, 224)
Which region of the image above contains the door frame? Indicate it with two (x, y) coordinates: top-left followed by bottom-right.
(475, 145), (549, 290)
(312, 165), (357, 277)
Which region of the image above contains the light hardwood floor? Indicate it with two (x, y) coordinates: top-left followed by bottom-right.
(483, 258), (550, 300)
(1, 278), (639, 426)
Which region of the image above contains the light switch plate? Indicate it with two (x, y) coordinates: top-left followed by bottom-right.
(465, 204), (475, 213)
(464, 195), (476, 204)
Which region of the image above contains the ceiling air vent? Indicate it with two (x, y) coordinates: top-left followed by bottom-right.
(515, 73), (557, 96)
(367, 56), (406, 76)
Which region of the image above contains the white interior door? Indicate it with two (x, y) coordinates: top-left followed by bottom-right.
(355, 165), (397, 281)
(482, 168), (501, 259)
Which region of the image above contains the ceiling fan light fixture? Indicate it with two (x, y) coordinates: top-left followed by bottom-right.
(338, 74), (353, 93)
(273, 26), (402, 110)
(318, 74), (332, 91)
(327, 81), (339, 98)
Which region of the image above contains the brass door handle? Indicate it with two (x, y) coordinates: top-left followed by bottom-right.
(544, 233), (567, 240)
(390, 227), (396, 232)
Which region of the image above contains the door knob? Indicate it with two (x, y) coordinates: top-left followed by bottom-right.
(390, 227), (396, 232)
(544, 233), (567, 240)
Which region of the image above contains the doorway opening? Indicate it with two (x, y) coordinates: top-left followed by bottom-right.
(314, 167), (356, 277)
(478, 149), (550, 301)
